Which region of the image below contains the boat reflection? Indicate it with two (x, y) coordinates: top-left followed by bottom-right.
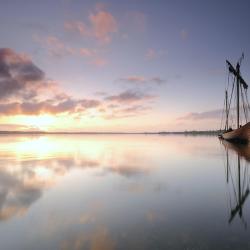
(222, 140), (250, 228)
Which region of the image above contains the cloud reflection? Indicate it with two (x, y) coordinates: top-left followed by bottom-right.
(61, 227), (115, 250)
(0, 135), (152, 222)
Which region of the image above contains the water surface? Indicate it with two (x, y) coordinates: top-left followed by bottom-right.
(0, 134), (249, 250)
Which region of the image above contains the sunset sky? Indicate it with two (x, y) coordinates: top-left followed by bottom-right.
(0, 0), (250, 132)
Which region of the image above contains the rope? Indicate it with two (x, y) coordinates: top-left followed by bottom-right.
(240, 84), (248, 123)
(220, 96), (226, 131)
(244, 88), (250, 121)
(228, 76), (236, 128)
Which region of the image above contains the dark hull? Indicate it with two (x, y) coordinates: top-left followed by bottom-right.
(222, 122), (250, 143)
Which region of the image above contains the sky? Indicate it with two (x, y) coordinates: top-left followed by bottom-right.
(0, 0), (250, 132)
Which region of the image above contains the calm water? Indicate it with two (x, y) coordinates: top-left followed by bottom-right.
(0, 134), (250, 250)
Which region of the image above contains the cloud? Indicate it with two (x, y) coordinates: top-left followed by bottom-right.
(79, 48), (96, 57)
(33, 35), (76, 58)
(105, 164), (149, 178)
(64, 21), (89, 36)
(45, 36), (75, 57)
(64, 8), (118, 44)
(0, 168), (42, 221)
(34, 34), (108, 66)
(150, 77), (166, 84)
(61, 227), (115, 250)
(0, 48), (155, 120)
(0, 99), (100, 116)
(89, 10), (118, 43)
(118, 76), (165, 85)
(119, 76), (145, 83)
(89, 57), (108, 67)
(0, 48), (49, 100)
(177, 109), (222, 121)
(0, 123), (32, 131)
(0, 48), (101, 116)
(105, 89), (155, 104)
(104, 105), (151, 119)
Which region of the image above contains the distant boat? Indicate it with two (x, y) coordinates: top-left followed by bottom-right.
(220, 54), (250, 143)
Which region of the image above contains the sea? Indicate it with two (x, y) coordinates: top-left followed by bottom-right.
(0, 134), (249, 250)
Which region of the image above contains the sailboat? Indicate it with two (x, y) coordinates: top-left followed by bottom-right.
(220, 54), (250, 143)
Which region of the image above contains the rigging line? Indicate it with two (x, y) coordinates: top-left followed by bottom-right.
(244, 161), (250, 192)
(220, 96), (226, 131)
(228, 184), (233, 210)
(242, 160), (247, 195)
(227, 70), (230, 91)
(226, 159), (233, 210)
(229, 76), (236, 126)
(244, 88), (250, 110)
(228, 76), (235, 113)
(244, 88), (249, 120)
(244, 88), (250, 121)
(221, 71), (232, 131)
(230, 87), (237, 128)
(240, 84), (248, 123)
(246, 161), (250, 188)
(228, 161), (239, 204)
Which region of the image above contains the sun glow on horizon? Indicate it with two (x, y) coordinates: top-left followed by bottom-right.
(15, 115), (57, 131)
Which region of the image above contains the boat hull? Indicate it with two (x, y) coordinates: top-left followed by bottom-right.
(222, 122), (250, 143)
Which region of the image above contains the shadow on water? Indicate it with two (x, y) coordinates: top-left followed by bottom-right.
(221, 140), (250, 229)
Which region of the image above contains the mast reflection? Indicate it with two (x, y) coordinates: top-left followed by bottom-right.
(222, 140), (250, 228)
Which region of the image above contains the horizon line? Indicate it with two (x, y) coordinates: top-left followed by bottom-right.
(0, 130), (221, 135)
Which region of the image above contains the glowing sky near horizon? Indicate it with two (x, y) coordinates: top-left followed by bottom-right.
(0, 0), (250, 132)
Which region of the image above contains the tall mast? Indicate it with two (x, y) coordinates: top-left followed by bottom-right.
(226, 59), (248, 129)
(236, 63), (240, 129)
(225, 90), (228, 130)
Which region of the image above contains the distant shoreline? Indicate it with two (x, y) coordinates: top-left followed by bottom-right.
(0, 130), (221, 135)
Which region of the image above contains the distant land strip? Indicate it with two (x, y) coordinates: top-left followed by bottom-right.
(0, 130), (222, 135)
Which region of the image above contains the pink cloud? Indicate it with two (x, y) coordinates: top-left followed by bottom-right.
(45, 36), (75, 57)
(0, 48), (101, 116)
(34, 35), (108, 67)
(104, 105), (151, 119)
(89, 57), (108, 67)
(64, 21), (89, 36)
(105, 90), (155, 104)
(89, 10), (118, 43)
(121, 76), (146, 83)
(0, 49), (156, 120)
(118, 76), (165, 85)
(177, 109), (222, 121)
(79, 48), (96, 57)
(34, 35), (75, 58)
(64, 8), (118, 44)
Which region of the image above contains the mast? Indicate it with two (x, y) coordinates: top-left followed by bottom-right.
(225, 90), (229, 130)
(236, 63), (240, 129)
(226, 59), (248, 129)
